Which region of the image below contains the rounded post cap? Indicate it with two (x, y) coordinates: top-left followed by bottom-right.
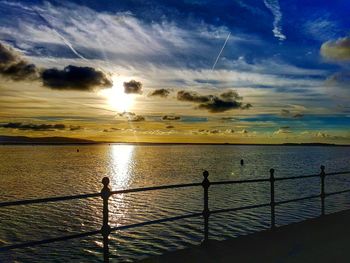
(102, 177), (110, 186)
(270, 168), (275, 173)
(203, 170), (209, 178)
(320, 165), (325, 171)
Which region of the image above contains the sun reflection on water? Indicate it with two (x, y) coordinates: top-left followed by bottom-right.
(109, 144), (135, 189)
(108, 144), (136, 226)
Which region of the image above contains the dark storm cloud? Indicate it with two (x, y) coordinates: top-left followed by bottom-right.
(123, 80), (143, 94)
(162, 115), (181, 121)
(148, 89), (170, 97)
(0, 43), (112, 91)
(1, 122), (66, 131)
(177, 90), (212, 103)
(0, 43), (39, 80)
(42, 65), (112, 91)
(177, 90), (251, 113)
(219, 90), (242, 100)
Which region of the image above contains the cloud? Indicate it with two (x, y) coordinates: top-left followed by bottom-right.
(1, 122), (66, 131)
(321, 37), (350, 61)
(239, 129), (249, 134)
(162, 115), (181, 121)
(274, 127), (292, 134)
(103, 127), (121, 132)
(69, 125), (82, 131)
(148, 89), (170, 97)
(280, 109), (304, 118)
(0, 122), (85, 131)
(316, 132), (330, 138)
(0, 43), (39, 81)
(293, 113), (304, 118)
(118, 111), (136, 117)
(42, 65), (112, 91)
(0, 42), (112, 91)
(263, 0), (286, 41)
(117, 111), (145, 122)
(326, 72), (350, 87)
(128, 115), (145, 122)
(219, 90), (243, 100)
(177, 90), (251, 113)
(123, 80), (143, 94)
(303, 16), (340, 42)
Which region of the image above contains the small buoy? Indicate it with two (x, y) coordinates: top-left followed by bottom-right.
(240, 159), (244, 166)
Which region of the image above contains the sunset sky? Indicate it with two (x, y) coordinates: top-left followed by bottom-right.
(0, 0), (349, 144)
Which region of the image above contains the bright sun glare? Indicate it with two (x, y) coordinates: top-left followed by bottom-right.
(100, 77), (134, 112)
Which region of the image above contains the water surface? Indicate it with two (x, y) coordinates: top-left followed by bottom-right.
(0, 145), (349, 262)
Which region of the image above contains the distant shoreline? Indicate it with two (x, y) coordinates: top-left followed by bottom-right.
(1, 135), (349, 146)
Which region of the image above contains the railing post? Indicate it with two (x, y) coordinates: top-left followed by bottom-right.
(320, 165), (326, 216)
(101, 177), (111, 263)
(269, 168), (276, 229)
(201, 170), (210, 244)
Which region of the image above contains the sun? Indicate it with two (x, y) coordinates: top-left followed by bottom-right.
(100, 77), (135, 112)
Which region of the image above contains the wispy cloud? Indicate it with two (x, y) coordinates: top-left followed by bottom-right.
(263, 0), (286, 41)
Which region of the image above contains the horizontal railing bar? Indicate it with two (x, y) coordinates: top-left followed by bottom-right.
(110, 182), (202, 195)
(275, 194), (320, 206)
(274, 174), (319, 181)
(0, 193), (100, 208)
(0, 229), (101, 251)
(210, 178), (269, 185)
(210, 202), (271, 215)
(326, 189), (350, 197)
(110, 212), (203, 231)
(326, 171), (350, 176)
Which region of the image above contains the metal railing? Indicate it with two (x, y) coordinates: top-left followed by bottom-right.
(1, 165), (350, 262)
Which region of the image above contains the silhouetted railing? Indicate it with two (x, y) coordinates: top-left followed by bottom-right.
(1, 166), (350, 262)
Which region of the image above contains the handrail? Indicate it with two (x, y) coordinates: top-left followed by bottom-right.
(110, 182), (202, 195)
(1, 166), (350, 263)
(1, 171), (348, 208)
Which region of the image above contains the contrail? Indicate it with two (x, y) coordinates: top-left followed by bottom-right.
(34, 9), (88, 61)
(212, 32), (230, 70)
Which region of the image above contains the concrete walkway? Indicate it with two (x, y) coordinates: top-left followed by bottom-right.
(140, 210), (350, 263)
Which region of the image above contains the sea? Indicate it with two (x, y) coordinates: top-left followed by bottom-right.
(0, 144), (349, 262)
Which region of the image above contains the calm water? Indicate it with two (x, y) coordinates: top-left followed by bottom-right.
(0, 145), (350, 262)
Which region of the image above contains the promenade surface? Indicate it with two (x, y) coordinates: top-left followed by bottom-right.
(140, 209), (350, 263)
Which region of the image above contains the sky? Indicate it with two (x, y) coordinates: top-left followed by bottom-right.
(0, 0), (349, 144)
